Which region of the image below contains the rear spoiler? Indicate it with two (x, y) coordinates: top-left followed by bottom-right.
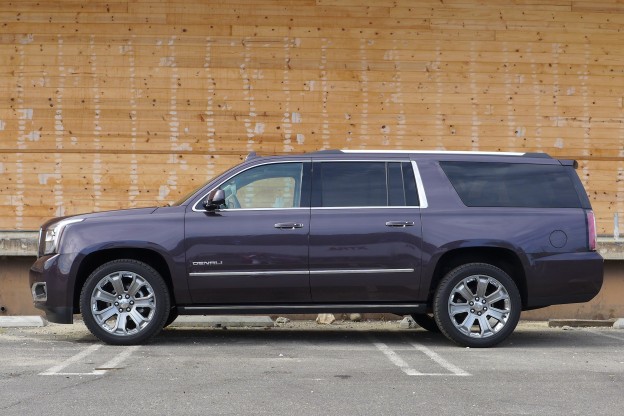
(559, 159), (579, 169)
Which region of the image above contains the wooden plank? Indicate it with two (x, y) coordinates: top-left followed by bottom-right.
(0, 1), (128, 13)
(0, 22), (233, 36)
(131, 3), (392, 17)
(9, 43), (624, 66)
(0, 12), (167, 24)
(495, 30), (624, 44)
(572, 1), (624, 13)
(8, 33), (624, 56)
(231, 25), (497, 40)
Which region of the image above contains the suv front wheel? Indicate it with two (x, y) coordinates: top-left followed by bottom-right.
(80, 259), (170, 345)
(433, 263), (521, 348)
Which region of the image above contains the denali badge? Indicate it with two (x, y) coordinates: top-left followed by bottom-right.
(192, 261), (223, 266)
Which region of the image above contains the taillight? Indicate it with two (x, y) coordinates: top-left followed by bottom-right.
(586, 210), (597, 251)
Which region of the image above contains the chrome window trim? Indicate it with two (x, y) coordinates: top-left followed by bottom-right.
(310, 206), (419, 210)
(201, 207), (309, 213)
(190, 268), (414, 277)
(192, 158), (428, 211)
(191, 160), (307, 212)
(312, 159), (427, 209)
(411, 160), (428, 209)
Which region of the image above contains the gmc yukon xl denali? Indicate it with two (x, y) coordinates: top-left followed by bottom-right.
(30, 150), (604, 347)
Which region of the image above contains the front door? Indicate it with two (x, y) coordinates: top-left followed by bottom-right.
(185, 161), (311, 304)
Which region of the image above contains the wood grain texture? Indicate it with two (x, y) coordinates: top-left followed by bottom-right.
(0, 0), (622, 235)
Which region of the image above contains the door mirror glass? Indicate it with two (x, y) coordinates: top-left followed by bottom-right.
(203, 189), (225, 211)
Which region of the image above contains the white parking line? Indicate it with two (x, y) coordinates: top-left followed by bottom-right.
(372, 337), (470, 377)
(582, 329), (624, 342)
(373, 342), (422, 376)
(94, 346), (140, 373)
(409, 342), (471, 376)
(39, 345), (139, 376)
(39, 344), (102, 376)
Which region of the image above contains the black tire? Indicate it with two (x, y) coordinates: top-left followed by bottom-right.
(163, 307), (179, 328)
(80, 259), (170, 345)
(433, 263), (521, 348)
(411, 313), (441, 333)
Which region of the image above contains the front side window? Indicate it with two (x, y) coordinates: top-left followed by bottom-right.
(218, 163), (303, 209)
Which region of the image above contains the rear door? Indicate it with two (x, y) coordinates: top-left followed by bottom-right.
(309, 160), (424, 302)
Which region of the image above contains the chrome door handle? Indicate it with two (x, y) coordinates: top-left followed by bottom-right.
(274, 223), (304, 229)
(385, 221), (415, 227)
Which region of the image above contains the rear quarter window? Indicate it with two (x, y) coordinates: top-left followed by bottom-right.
(440, 162), (582, 208)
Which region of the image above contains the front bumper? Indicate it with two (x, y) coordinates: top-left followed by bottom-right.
(29, 254), (75, 324)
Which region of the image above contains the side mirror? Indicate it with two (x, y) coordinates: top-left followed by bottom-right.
(202, 189), (225, 211)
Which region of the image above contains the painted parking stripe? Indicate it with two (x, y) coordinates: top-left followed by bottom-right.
(93, 346), (140, 373)
(373, 341), (423, 376)
(372, 337), (470, 377)
(39, 345), (139, 376)
(409, 342), (471, 376)
(582, 329), (624, 342)
(39, 344), (102, 375)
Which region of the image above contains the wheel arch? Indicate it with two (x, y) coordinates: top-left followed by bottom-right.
(72, 248), (175, 314)
(427, 246), (528, 309)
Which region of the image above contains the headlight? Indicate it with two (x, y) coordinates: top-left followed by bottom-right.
(41, 218), (84, 256)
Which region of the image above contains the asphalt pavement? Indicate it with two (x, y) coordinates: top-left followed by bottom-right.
(0, 319), (623, 415)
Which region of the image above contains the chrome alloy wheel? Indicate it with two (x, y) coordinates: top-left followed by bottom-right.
(447, 274), (511, 338)
(90, 271), (156, 336)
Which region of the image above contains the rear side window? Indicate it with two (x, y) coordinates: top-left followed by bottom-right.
(440, 162), (582, 208)
(314, 161), (420, 207)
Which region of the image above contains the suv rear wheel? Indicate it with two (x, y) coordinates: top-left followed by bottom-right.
(80, 259), (170, 345)
(433, 263), (521, 348)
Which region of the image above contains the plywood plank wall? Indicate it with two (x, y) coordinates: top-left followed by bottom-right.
(0, 0), (623, 234)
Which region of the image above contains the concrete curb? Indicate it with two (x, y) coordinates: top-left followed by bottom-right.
(0, 316), (47, 328)
(168, 315), (274, 328)
(548, 319), (617, 328)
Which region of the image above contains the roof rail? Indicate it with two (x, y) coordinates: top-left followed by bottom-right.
(307, 149), (343, 155)
(522, 152), (552, 158)
(245, 151), (259, 161)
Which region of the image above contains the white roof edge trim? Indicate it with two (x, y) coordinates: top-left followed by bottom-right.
(340, 150), (526, 156)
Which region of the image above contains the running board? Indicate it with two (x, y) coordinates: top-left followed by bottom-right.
(178, 303), (426, 315)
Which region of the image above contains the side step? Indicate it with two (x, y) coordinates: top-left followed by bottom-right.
(178, 303), (426, 315)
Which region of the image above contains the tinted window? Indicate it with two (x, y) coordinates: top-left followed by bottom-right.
(387, 162), (406, 206)
(219, 163), (303, 209)
(316, 162), (420, 208)
(402, 162), (420, 206)
(319, 162), (387, 207)
(440, 162), (582, 208)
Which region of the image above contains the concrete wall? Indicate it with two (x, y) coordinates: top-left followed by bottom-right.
(0, 257), (38, 316)
(3, 256), (622, 321)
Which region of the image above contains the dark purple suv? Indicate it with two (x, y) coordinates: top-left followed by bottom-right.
(30, 150), (603, 347)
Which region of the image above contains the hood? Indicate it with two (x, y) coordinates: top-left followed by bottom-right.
(41, 207), (158, 229)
